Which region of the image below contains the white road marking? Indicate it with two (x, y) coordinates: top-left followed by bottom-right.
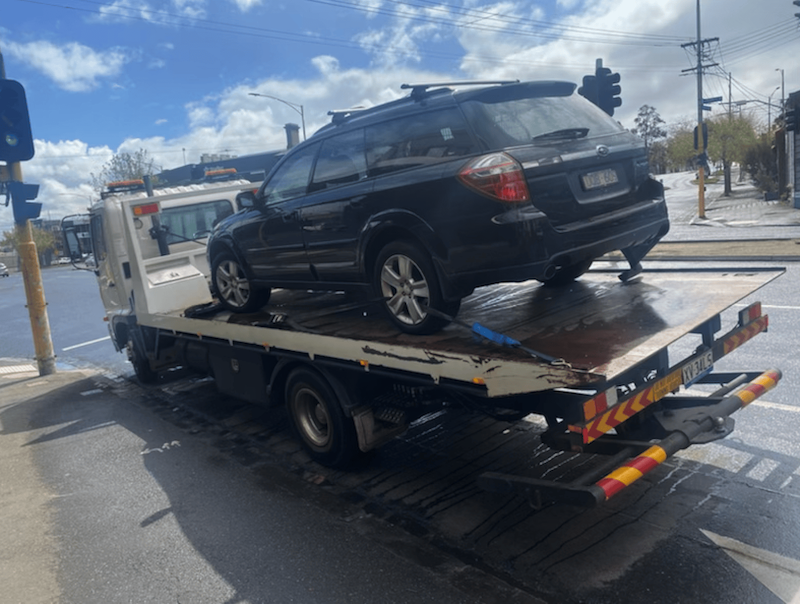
(746, 458), (780, 482)
(62, 336), (111, 351)
(701, 530), (800, 603)
(675, 441), (752, 473)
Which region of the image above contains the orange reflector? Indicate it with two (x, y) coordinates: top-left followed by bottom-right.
(473, 377), (486, 385)
(133, 202), (160, 216)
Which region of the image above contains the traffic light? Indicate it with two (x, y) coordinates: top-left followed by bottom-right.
(578, 75), (599, 106)
(786, 108), (797, 132)
(5, 180), (41, 224)
(596, 67), (622, 116)
(0, 79), (35, 162)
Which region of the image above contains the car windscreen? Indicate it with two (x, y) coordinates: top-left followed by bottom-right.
(459, 91), (624, 150)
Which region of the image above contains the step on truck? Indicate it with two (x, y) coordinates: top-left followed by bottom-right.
(62, 180), (784, 508)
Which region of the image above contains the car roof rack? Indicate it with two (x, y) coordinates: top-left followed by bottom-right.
(401, 80), (519, 99)
(328, 107), (367, 124)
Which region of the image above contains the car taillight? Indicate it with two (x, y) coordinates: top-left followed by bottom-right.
(458, 152), (531, 203)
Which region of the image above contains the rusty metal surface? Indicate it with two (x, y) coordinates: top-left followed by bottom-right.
(250, 268), (783, 381)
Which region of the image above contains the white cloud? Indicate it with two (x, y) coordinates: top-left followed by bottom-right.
(3, 40), (133, 92)
(355, 2), (450, 66)
(229, 0), (263, 11)
(92, 0), (206, 24)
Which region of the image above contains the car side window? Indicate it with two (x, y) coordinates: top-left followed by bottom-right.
(262, 142), (320, 205)
(365, 108), (477, 177)
(310, 129), (367, 192)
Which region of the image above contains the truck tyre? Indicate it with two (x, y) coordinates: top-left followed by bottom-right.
(285, 367), (360, 469)
(126, 339), (158, 384)
(374, 241), (459, 335)
(211, 250), (270, 313)
(540, 259), (593, 287)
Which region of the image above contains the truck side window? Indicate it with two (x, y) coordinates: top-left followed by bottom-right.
(161, 199), (234, 244)
(90, 213), (106, 262)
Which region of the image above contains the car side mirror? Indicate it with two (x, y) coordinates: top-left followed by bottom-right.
(236, 190), (257, 210)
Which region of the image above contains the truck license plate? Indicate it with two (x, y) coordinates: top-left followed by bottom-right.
(582, 168), (618, 190)
(682, 350), (714, 386)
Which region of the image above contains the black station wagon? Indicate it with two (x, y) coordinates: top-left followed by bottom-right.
(207, 80), (670, 334)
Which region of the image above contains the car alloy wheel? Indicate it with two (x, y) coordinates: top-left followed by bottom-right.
(374, 241), (456, 335)
(212, 251), (270, 313)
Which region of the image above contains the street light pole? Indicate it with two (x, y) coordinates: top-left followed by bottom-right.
(248, 92), (306, 141)
(768, 86), (780, 128)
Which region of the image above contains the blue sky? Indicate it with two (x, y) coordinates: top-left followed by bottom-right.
(2, 0), (799, 228)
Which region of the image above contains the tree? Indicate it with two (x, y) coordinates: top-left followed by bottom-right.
(90, 149), (161, 194)
(632, 105), (667, 164)
(1, 225), (57, 265)
(743, 133), (778, 195)
(664, 121), (697, 172)
(706, 115), (757, 196)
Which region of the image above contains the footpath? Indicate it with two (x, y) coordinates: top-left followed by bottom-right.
(653, 178), (800, 260)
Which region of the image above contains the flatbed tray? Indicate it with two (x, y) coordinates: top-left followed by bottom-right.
(143, 267), (783, 397)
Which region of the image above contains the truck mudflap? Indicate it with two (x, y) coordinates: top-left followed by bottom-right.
(477, 369), (782, 507)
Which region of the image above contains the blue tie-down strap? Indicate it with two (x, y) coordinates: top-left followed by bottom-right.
(470, 322), (564, 365)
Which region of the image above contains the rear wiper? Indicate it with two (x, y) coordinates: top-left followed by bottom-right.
(532, 127), (589, 142)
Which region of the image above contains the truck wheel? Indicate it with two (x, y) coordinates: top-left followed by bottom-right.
(211, 251), (270, 313)
(285, 368), (360, 469)
(540, 259), (593, 287)
(126, 339), (158, 384)
(374, 241), (459, 335)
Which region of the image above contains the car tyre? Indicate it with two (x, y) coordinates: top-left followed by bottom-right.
(211, 250), (270, 313)
(374, 241), (459, 335)
(285, 367), (361, 469)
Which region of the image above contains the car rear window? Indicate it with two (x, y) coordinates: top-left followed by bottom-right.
(460, 92), (623, 149)
(365, 108), (477, 177)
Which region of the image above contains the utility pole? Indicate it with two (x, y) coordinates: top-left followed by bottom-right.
(681, 0), (718, 219)
(0, 45), (56, 376)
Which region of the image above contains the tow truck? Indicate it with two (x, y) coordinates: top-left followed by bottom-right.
(62, 179), (783, 508)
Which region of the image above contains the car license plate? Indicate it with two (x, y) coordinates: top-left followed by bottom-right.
(582, 168), (618, 190)
(682, 350), (714, 386)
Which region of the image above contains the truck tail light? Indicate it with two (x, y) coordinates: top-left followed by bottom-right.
(458, 152), (531, 203)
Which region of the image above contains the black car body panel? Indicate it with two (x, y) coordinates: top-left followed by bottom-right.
(207, 80), (669, 332)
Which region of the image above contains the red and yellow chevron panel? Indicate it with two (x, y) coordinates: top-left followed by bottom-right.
(596, 444), (668, 500)
(576, 369), (681, 444)
(723, 316), (768, 355)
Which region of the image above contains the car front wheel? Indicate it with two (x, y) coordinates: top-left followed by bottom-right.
(211, 250), (270, 313)
(374, 241), (459, 335)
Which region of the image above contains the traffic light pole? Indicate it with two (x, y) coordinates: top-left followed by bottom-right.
(1, 46), (56, 376)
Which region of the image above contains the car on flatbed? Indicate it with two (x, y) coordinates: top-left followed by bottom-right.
(208, 80), (670, 334)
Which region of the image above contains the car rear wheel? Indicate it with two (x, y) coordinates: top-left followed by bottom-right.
(374, 241), (459, 335)
(211, 250), (270, 313)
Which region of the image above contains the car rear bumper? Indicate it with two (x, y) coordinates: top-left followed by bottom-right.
(440, 197), (669, 298)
